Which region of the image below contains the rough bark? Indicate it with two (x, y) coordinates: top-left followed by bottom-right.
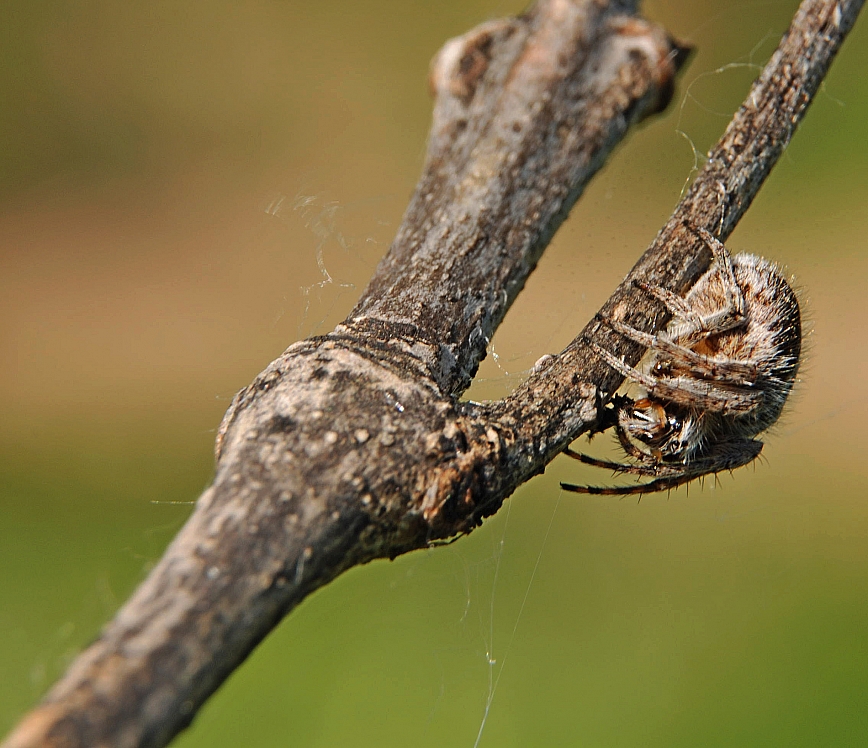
(3, 0), (862, 747)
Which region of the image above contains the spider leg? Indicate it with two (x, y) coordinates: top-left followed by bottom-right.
(634, 280), (697, 320)
(625, 224), (748, 351)
(683, 223), (747, 334)
(562, 447), (671, 477)
(614, 419), (662, 464)
(688, 224), (746, 316)
(561, 471), (701, 495)
(560, 438), (763, 495)
(647, 375), (760, 416)
(605, 317), (758, 384)
(634, 278), (743, 348)
(588, 340), (760, 415)
(662, 355), (758, 386)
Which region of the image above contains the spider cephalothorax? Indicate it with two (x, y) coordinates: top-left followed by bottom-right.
(561, 225), (802, 495)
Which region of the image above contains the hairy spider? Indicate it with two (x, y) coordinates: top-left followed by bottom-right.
(561, 225), (802, 495)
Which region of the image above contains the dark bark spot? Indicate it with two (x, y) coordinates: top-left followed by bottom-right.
(268, 414), (297, 434)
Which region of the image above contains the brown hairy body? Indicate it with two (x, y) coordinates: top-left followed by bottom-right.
(562, 226), (802, 495)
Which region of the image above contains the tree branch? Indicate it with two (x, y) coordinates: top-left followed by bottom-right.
(3, 0), (862, 747)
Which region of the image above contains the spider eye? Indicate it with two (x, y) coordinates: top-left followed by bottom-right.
(652, 360), (672, 377)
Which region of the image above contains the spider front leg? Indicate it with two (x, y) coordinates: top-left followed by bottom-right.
(560, 437), (764, 495)
(563, 447), (666, 477)
(687, 223), (746, 326)
(633, 280), (701, 325)
(630, 224), (748, 349)
(604, 317), (759, 385)
(560, 470), (705, 495)
(586, 339), (761, 415)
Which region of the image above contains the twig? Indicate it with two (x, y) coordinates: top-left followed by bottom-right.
(3, 1), (862, 747)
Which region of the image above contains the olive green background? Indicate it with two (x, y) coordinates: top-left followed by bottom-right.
(2, 1), (867, 746)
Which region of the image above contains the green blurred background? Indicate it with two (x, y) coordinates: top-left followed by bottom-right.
(2, 0), (867, 745)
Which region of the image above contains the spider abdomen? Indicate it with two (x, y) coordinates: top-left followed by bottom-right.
(671, 253), (801, 433)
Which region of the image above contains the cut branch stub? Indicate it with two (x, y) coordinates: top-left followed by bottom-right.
(348, 0), (689, 396)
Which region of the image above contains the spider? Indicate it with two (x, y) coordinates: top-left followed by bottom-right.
(561, 224), (802, 495)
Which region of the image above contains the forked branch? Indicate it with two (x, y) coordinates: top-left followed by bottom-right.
(3, 1), (862, 747)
